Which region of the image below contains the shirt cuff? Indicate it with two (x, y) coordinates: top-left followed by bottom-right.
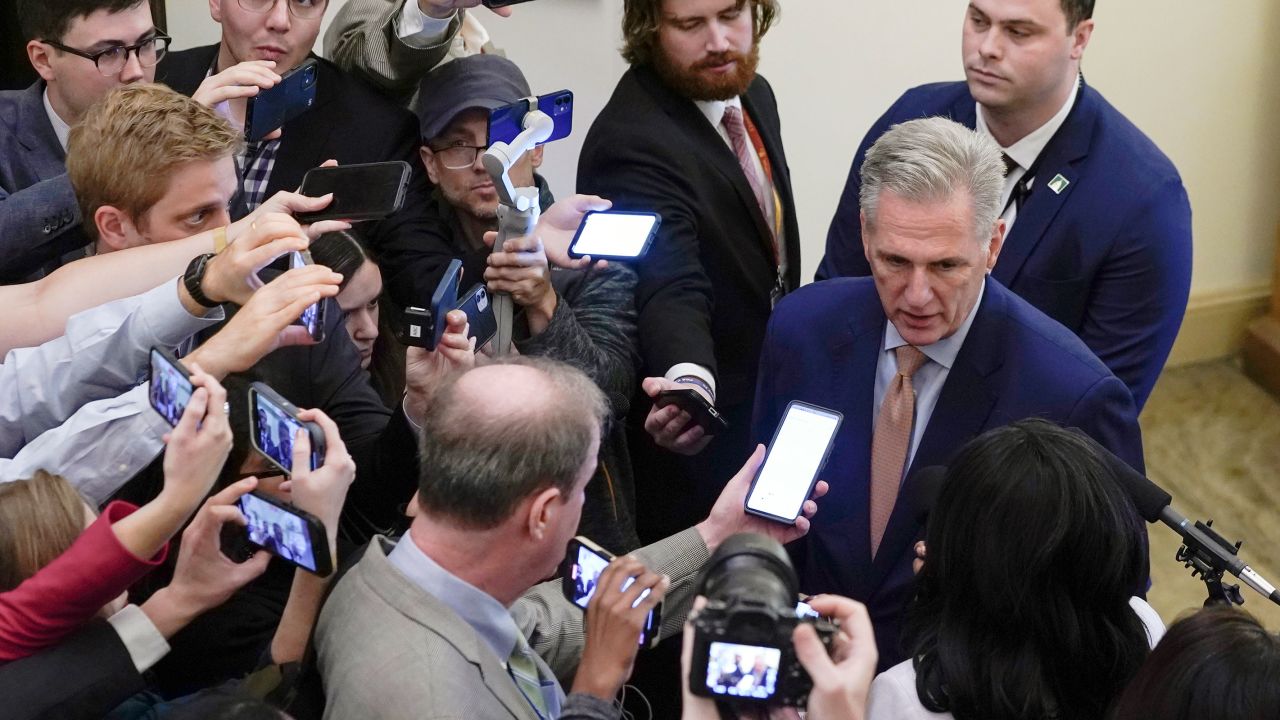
(107, 604), (170, 673)
(664, 363), (717, 400)
(396, 0), (456, 49)
(149, 277), (224, 346)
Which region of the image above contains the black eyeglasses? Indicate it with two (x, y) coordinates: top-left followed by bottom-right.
(237, 0), (328, 20)
(43, 34), (171, 77)
(430, 144), (488, 170)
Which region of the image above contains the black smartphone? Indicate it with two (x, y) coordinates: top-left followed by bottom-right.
(654, 388), (729, 436)
(244, 58), (317, 142)
(452, 283), (498, 352)
(562, 536), (662, 648)
(288, 250), (327, 342)
(487, 90), (573, 146)
(248, 382), (326, 474)
(568, 211), (661, 261)
(234, 491), (333, 576)
(396, 258), (463, 350)
(294, 161), (411, 224)
(744, 401), (843, 523)
(148, 347), (194, 427)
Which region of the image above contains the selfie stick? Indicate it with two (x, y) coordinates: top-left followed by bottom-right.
(482, 104), (554, 356)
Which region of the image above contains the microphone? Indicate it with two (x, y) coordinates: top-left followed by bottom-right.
(1093, 440), (1280, 607)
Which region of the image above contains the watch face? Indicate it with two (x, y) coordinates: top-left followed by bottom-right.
(185, 253), (219, 308)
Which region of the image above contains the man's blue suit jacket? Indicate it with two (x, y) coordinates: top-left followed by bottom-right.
(815, 81), (1192, 411)
(0, 81), (88, 283)
(751, 276), (1144, 669)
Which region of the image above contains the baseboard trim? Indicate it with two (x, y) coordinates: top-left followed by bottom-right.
(1166, 285), (1273, 367)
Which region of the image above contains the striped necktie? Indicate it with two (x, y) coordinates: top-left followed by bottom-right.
(507, 634), (550, 719)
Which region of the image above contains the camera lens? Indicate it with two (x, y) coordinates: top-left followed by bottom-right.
(697, 533), (798, 611)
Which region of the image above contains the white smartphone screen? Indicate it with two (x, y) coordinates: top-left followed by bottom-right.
(745, 403), (842, 520)
(569, 212), (658, 258)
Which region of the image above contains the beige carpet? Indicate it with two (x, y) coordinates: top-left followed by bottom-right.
(1140, 358), (1280, 630)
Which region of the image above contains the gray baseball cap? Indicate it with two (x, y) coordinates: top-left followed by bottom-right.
(414, 54), (532, 142)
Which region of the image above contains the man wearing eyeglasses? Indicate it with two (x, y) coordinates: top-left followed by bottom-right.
(156, 0), (445, 270)
(0, 0), (162, 283)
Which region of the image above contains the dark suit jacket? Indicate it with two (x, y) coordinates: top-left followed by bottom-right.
(577, 65), (800, 537)
(751, 277), (1144, 669)
(0, 619), (145, 720)
(0, 81), (91, 283)
(157, 46), (441, 254)
(816, 81), (1192, 411)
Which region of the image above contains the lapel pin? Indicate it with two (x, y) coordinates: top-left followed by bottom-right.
(1047, 174), (1070, 195)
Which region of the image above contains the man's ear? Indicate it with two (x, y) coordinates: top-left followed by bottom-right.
(1070, 19), (1095, 61)
(27, 41), (55, 82)
(525, 486), (563, 542)
(530, 145), (545, 170)
(93, 205), (139, 253)
(420, 145), (441, 186)
(209, 0), (225, 24)
(985, 218), (1006, 272)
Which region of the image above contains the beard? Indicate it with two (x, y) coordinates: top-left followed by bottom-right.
(652, 43), (760, 102)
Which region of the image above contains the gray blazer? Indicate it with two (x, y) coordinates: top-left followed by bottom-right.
(0, 81), (89, 283)
(323, 0), (463, 107)
(316, 528), (711, 719)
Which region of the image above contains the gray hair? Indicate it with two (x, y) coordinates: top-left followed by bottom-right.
(416, 356), (609, 530)
(859, 117), (1005, 246)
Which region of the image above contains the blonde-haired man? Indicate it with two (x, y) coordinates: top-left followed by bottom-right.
(66, 82), (241, 255)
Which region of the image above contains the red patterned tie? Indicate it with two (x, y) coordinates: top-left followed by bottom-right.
(722, 105), (770, 225)
(869, 345), (928, 558)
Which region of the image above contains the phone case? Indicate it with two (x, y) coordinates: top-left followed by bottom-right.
(294, 161), (411, 224)
(396, 258), (463, 350)
(743, 401), (844, 524)
(148, 347), (194, 427)
(655, 389), (729, 434)
(567, 211), (661, 261)
(244, 58), (317, 142)
(487, 90), (574, 147)
(248, 382), (326, 474)
(236, 491), (334, 576)
(561, 536), (663, 648)
(452, 283), (498, 352)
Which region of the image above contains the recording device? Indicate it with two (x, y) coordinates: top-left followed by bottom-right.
(452, 283), (498, 352)
(745, 402), (843, 523)
(654, 388), (729, 435)
(287, 250), (327, 342)
(294, 161), (411, 223)
(248, 382), (325, 474)
(148, 347), (194, 427)
(230, 491), (333, 576)
(561, 537), (663, 648)
(396, 259), (463, 350)
(689, 533), (838, 707)
(567, 211), (661, 261)
(487, 90), (572, 147)
(244, 58), (317, 142)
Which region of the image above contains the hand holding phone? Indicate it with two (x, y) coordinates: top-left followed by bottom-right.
(744, 402), (843, 523)
(249, 382), (326, 474)
(288, 250), (327, 342)
(568, 211), (660, 261)
(397, 259), (463, 350)
(655, 389), (729, 436)
(294, 161), (411, 224)
(562, 537), (664, 648)
(149, 347), (195, 427)
(228, 491), (334, 576)
(244, 58), (317, 141)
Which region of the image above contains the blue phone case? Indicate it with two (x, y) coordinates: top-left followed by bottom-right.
(452, 283), (498, 351)
(244, 59), (318, 142)
(487, 90), (573, 146)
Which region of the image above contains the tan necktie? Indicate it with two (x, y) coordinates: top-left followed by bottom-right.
(869, 345), (928, 558)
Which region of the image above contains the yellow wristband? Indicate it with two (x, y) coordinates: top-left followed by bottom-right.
(212, 226), (230, 254)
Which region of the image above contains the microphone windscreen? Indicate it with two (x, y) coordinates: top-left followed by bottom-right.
(1065, 427), (1171, 522)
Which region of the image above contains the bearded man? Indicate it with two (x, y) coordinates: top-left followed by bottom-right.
(577, 0), (799, 546)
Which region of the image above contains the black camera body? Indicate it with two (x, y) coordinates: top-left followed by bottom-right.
(688, 533), (839, 708)
(689, 595), (837, 706)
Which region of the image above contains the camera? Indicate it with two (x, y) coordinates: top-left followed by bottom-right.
(688, 533), (837, 707)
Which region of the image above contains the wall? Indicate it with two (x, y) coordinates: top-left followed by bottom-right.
(165, 1), (1280, 333)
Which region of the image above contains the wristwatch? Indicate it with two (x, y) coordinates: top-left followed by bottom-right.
(182, 253), (221, 309)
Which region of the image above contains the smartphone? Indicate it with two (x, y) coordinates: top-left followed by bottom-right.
(487, 90), (573, 147)
(244, 58), (317, 142)
(654, 388), (729, 436)
(795, 600), (820, 620)
(148, 347), (194, 427)
(235, 491), (333, 576)
(562, 536), (662, 648)
(744, 401), (844, 523)
(294, 161), (411, 224)
(567, 211), (661, 261)
(248, 382), (326, 474)
(452, 283), (498, 352)
(396, 258), (463, 350)
(288, 251), (327, 342)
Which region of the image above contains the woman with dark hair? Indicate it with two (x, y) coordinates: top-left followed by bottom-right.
(1110, 606), (1280, 720)
(867, 418), (1161, 720)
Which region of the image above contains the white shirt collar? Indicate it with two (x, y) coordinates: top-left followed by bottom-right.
(884, 279), (986, 370)
(695, 95), (743, 131)
(42, 88), (72, 152)
(975, 76), (1080, 171)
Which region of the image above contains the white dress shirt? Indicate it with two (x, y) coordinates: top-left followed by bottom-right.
(41, 89), (71, 152)
(107, 603), (171, 673)
(873, 281), (985, 474)
(975, 77), (1079, 233)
